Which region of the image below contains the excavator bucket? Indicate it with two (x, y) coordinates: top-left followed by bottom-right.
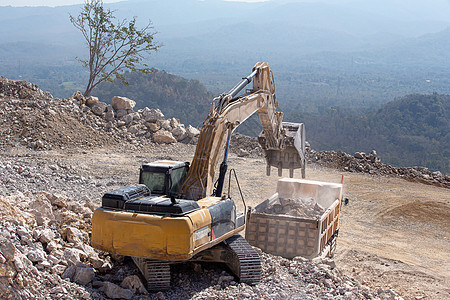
(258, 122), (306, 178)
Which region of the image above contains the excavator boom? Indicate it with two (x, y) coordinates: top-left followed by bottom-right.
(179, 62), (306, 200)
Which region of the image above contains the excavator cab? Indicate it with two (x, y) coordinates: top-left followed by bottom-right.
(139, 160), (189, 197)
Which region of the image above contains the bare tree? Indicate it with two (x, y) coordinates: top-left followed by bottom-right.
(70, 0), (160, 96)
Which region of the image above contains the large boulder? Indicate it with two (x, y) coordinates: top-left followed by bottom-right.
(73, 265), (95, 285)
(38, 229), (55, 244)
(103, 282), (134, 300)
(128, 124), (146, 135)
(142, 107), (164, 122)
(153, 130), (177, 144)
(354, 152), (366, 159)
(62, 265), (76, 280)
(146, 122), (161, 132)
(129, 112), (141, 121)
(85, 96), (99, 107)
(91, 102), (108, 116)
(63, 248), (83, 266)
(121, 275), (147, 294)
(157, 119), (172, 131)
(61, 226), (85, 244)
(71, 91), (84, 102)
(169, 117), (180, 128)
(186, 125), (200, 138)
(115, 109), (129, 118)
(172, 125), (187, 141)
(29, 194), (54, 226)
(121, 114), (134, 125)
(121, 112), (141, 125)
(112, 96), (136, 110)
(0, 238), (17, 260)
(104, 109), (115, 122)
(62, 264), (94, 285)
(40, 192), (66, 208)
(27, 248), (46, 263)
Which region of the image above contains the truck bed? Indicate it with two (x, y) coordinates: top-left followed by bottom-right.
(245, 178), (342, 259)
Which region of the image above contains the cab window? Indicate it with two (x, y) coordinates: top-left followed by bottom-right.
(170, 166), (188, 195)
(141, 172), (165, 194)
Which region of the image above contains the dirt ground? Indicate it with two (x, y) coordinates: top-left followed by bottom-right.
(21, 144), (450, 300)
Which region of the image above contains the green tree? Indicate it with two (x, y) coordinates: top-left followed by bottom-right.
(69, 0), (160, 96)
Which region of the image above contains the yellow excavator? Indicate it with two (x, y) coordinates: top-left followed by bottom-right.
(91, 62), (306, 290)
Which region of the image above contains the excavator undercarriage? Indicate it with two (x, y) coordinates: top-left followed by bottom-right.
(132, 235), (261, 291)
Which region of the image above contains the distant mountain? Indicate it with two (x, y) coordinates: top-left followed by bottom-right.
(1, 0), (449, 66)
(375, 27), (450, 69)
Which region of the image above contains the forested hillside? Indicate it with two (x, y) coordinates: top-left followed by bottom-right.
(93, 70), (213, 127)
(287, 93), (449, 172)
(93, 69), (449, 173)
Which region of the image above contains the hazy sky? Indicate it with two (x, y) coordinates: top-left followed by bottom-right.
(0, 0), (122, 7)
(0, 0), (270, 7)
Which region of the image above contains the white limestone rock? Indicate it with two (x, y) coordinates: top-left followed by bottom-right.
(153, 130), (177, 144)
(157, 119), (172, 131)
(142, 107), (164, 122)
(186, 125), (200, 138)
(112, 96), (136, 110)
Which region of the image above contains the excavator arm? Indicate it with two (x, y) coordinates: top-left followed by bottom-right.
(179, 62), (306, 200)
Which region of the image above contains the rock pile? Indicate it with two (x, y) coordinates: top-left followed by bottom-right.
(2, 77), (445, 189)
(0, 192), (106, 299)
(0, 79), (200, 152)
(0, 77), (53, 100)
(262, 196), (325, 218)
(0, 151), (130, 199)
(70, 92), (200, 146)
(186, 253), (402, 300)
(0, 191), (403, 300)
(307, 147), (449, 188)
(229, 133), (263, 158)
(0, 191), (154, 300)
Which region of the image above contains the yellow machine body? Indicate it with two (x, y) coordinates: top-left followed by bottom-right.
(91, 196), (245, 261)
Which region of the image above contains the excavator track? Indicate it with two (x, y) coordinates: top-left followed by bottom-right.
(132, 257), (171, 291)
(225, 235), (261, 285)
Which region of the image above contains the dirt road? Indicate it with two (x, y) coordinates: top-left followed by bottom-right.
(28, 144), (450, 299)
(228, 155), (450, 300)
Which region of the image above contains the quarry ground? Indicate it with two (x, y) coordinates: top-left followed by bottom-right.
(6, 143), (448, 300)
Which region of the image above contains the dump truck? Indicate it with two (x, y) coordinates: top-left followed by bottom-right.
(91, 62), (306, 290)
(245, 178), (342, 259)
